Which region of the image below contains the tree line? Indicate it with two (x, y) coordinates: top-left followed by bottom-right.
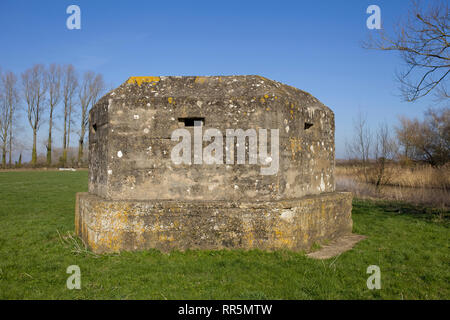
(346, 107), (449, 187)
(0, 64), (105, 168)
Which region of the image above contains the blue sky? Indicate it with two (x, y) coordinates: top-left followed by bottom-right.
(0, 0), (440, 160)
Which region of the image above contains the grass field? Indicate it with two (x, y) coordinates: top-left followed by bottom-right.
(0, 171), (448, 299)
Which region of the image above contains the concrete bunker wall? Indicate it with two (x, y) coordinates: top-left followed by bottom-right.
(88, 76), (335, 202)
(77, 75), (352, 254)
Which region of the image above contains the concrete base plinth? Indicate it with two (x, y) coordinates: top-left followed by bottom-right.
(75, 192), (353, 254)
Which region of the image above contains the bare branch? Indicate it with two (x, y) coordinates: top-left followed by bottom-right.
(363, 0), (449, 101)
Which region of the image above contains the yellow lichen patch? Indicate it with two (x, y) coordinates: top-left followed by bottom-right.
(264, 94), (269, 99)
(289, 137), (302, 160)
(303, 232), (309, 243)
(127, 76), (160, 86)
(266, 107), (271, 111)
(242, 228), (255, 247)
(273, 228), (294, 247)
(260, 97), (265, 103)
(195, 76), (207, 84)
(168, 97), (173, 104)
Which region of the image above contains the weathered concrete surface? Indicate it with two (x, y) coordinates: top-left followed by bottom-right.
(89, 75), (335, 201)
(75, 191), (353, 253)
(77, 75), (354, 253)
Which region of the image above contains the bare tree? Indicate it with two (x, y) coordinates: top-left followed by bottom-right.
(3, 72), (19, 168)
(0, 68), (7, 168)
(363, 0), (449, 102)
(395, 116), (419, 162)
(373, 122), (398, 189)
(346, 111), (373, 182)
(395, 107), (449, 165)
(22, 64), (47, 167)
(61, 65), (78, 167)
(45, 64), (61, 166)
(0, 109), (7, 167)
(77, 71), (104, 166)
(424, 107), (450, 165)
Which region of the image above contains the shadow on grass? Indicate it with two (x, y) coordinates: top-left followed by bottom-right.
(353, 198), (449, 224)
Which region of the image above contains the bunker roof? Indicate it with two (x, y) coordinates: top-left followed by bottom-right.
(100, 75), (331, 114)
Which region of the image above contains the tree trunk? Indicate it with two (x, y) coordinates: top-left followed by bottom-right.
(8, 130), (12, 168)
(8, 136), (12, 168)
(1, 125), (7, 168)
(62, 106), (67, 167)
(32, 128), (37, 167)
(375, 158), (385, 191)
(8, 105), (13, 168)
(47, 109), (53, 166)
(1, 144), (6, 169)
(67, 106), (72, 166)
(78, 139), (84, 167)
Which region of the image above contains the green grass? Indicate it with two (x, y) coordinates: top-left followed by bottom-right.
(0, 171), (448, 299)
